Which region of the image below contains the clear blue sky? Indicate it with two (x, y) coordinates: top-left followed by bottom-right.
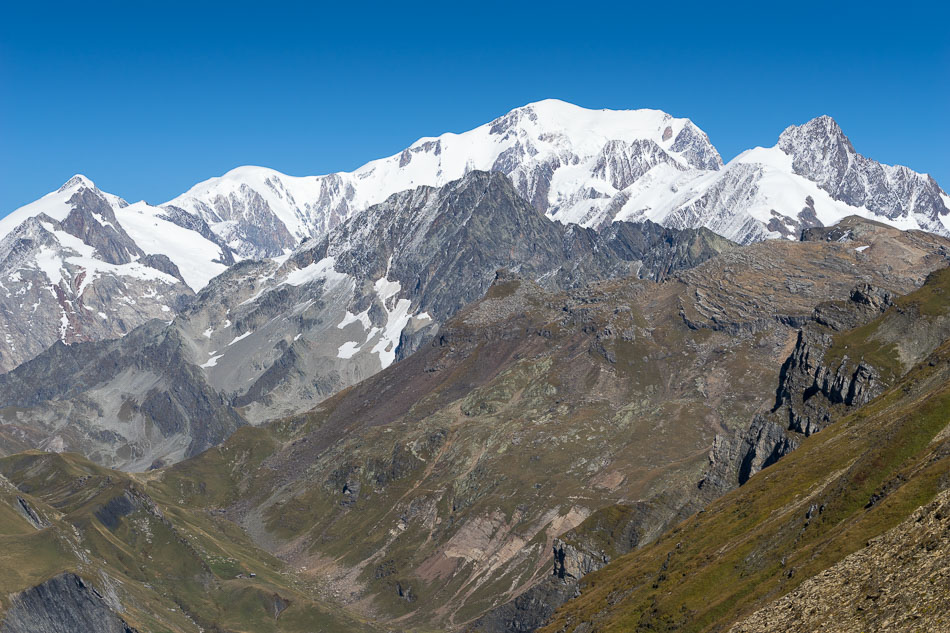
(2, 1), (948, 212)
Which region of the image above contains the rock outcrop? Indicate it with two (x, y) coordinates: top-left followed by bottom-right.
(0, 179), (200, 373)
(0, 573), (137, 633)
(703, 260), (950, 492)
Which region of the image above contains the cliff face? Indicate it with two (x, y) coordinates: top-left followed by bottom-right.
(730, 285), (894, 485)
(540, 325), (950, 633)
(1, 573), (137, 633)
(703, 264), (950, 493)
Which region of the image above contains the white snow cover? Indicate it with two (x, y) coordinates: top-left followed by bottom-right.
(33, 221), (180, 293)
(6, 101), (949, 299)
(165, 99), (715, 244)
(330, 277), (431, 366)
(115, 201), (228, 290)
(368, 276), (415, 368)
(163, 100), (949, 247)
(338, 309), (372, 330)
(228, 331), (252, 345)
(200, 353), (223, 368)
(1, 175), (230, 292)
(0, 175), (97, 236)
(282, 256), (347, 287)
(612, 143), (945, 242)
(336, 341), (361, 360)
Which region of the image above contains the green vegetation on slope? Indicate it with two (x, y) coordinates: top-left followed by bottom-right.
(0, 451), (372, 633)
(541, 333), (950, 633)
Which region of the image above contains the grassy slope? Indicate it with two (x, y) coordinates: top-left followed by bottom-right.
(540, 278), (950, 633)
(0, 450), (372, 633)
(151, 272), (798, 629)
(823, 267), (950, 384)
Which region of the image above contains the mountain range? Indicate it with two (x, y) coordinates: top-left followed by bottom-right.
(1, 100), (947, 374)
(2, 99), (950, 633)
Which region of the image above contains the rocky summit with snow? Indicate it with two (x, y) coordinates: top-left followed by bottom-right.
(1, 100), (947, 374)
(0, 171), (734, 469)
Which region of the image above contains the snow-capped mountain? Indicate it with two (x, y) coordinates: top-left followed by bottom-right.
(0, 171), (734, 468)
(168, 170), (733, 428)
(2, 100), (948, 375)
(0, 176), (234, 372)
(613, 116), (950, 243)
(164, 100), (949, 253)
(165, 99), (723, 257)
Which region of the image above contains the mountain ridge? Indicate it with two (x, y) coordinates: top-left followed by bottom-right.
(1, 101), (947, 374)
(0, 171), (736, 470)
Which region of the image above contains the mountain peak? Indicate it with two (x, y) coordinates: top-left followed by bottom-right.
(777, 115), (855, 157)
(56, 174), (96, 193)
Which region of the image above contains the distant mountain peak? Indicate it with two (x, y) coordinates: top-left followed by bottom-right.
(56, 174), (96, 193)
(778, 114), (856, 157)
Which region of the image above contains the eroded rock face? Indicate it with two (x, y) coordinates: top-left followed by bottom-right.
(552, 538), (609, 581)
(0, 319), (246, 471)
(471, 576), (580, 633)
(704, 261), (950, 491)
(701, 285), (893, 489)
(0, 573), (137, 633)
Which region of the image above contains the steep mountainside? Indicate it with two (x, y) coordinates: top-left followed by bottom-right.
(705, 221), (950, 491)
(729, 487), (950, 633)
(0, 172), (734, 470)
(540, 271), (950, 633)
(168, 101), (950, 253)
(1, 220), (949, 632)
(0, 177), (220, 373)
(0, 176), (236, 373)
(0, 451), (370, 633)
(145, 224), (949, 631)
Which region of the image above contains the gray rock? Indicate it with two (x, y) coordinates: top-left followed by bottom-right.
(0, 573), (137, 633)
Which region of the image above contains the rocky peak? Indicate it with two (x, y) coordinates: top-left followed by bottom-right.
(671, 119), (724, 170)
(56, 174), (97, 194)
(777, 115), (858, 193)
(778, 115), (855, 158)
(59, 187), (145, 265)
(775, 116), (950, 226)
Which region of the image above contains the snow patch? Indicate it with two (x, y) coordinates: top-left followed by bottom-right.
(228, 331), (252, 345)
(116, 201), (228, 290)
(284, 257), (346, 287)
(200, 354), (223, 369)
(338, 309), (372, 330)
(337, 341), (361, 359)
(369, 276), (414, 368)
(34, 246), (65, 288)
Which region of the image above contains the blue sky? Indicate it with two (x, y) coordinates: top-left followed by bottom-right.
(2, 1), (948, 212)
